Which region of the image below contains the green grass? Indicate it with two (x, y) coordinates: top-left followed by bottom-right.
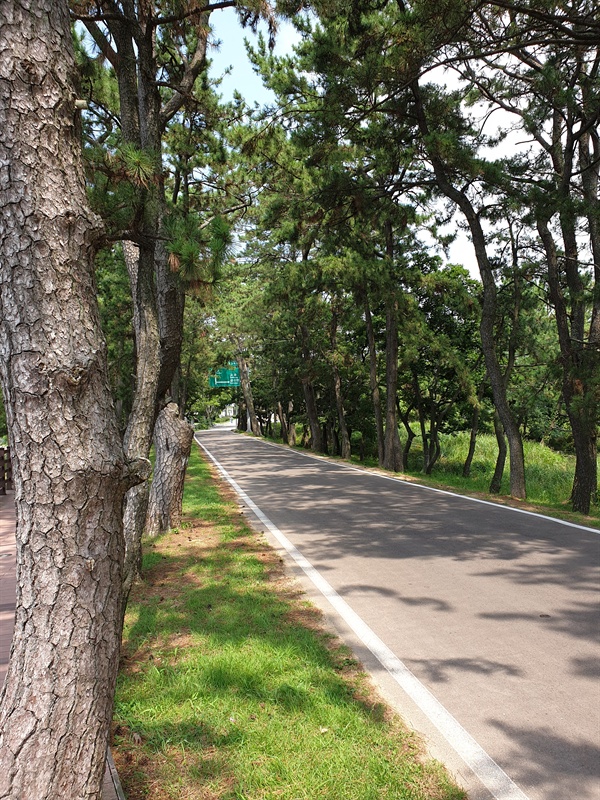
(346, 431), (599, 527)
(112, 446), (465, 800)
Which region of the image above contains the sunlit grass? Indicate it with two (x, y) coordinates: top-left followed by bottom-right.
(344, 431), (598, 526)
(112, 446), (465, 800)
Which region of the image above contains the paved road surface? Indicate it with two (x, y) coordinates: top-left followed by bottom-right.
(198, 428), (600, 800)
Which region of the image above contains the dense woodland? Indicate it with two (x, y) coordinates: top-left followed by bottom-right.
(75, 0), (599, 514)
(0, 3), (597, 796)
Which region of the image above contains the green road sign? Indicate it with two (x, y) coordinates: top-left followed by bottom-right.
(209, 365), (241, 388)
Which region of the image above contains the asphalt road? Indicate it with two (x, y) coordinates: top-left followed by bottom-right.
(197, 427), (600, 800)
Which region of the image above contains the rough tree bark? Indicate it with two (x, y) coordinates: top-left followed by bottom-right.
(121, 240), (160, 599)
(0, 3), (146, 797)
(145, 404), (194, 537)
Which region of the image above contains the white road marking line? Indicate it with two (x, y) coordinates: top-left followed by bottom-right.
(196, 435), (531, 800)
(210, 430), (599, 535)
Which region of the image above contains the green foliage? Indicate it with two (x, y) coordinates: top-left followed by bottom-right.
(95, 246), (134, 430)
(402, 432), (598, 518)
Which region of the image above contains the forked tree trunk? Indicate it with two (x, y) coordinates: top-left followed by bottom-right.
(0, 4), (143, 797)
(145, 404), (194, 537)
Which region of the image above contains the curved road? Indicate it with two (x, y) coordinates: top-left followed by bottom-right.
(197, 428), (600, 800)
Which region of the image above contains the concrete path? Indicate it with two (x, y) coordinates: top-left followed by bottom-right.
(198, 428), (600, 800)
(0, 492), (123, 800)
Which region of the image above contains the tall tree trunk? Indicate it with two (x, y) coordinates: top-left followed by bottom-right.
(462, 401), (481, 479)
(114, 14), (164, 600)
(538, 218), (598, 513)
(145, 404), (194, 537)
(85, 7), (210, 590)
(238, 401), (248, 431)
(383, 292), (403, 472)
(332, 363), (351, 458)
(121, 241), (161, 599)
(299, 323), (323, 452)
(362, 286), (385, 466)
(302, 378), (323, 452)
(489, 412), (507, 494)
(412, 80), (526, 499)
(330, 305), (351, 459)
(237, 352), (260, 435)
(277, 401), (289, 443)
(0, 4), (144, 796)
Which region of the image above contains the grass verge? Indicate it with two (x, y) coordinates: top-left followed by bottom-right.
(111, 444), (466, 800)
(344, 432), (599, 529)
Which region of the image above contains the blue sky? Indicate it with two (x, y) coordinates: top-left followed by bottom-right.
(207, 11), (479, 277)
(208, 10), (302, 105)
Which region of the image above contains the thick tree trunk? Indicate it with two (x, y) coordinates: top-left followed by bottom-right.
(332, 364), (351, 458)
(237, 352), (260, 435)
(0, 4), (142, 797)
(299, 322), (323, 452)
(145, 404), (194, 537)
(121, 241), (161, 598)
(288, 423), (297, 446)
(302, 378), (323, 452)
(277, 401), (289, 443)
(538, 217), (598, 514)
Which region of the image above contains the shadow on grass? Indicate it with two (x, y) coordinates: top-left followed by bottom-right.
(114, 531), (465, 800)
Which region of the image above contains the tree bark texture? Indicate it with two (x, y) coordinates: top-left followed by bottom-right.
(330, 305), (351, 459)
(0, 3), (134, 797)
(98, 6), (183, 597)
(277, 401), (289, 444)
(299, 323), (323, 452)
(302, 378), (323, 452)
(363, 291), (385, 466)
(462, 400), (480, 478)
(383, 293), (403, 472)
(537, 217), (598, 513)
(237, 352), (260, 436)
(489, 411), (507, 494)
(145, 403), (194, 537)
(121, 240), (159, 599)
